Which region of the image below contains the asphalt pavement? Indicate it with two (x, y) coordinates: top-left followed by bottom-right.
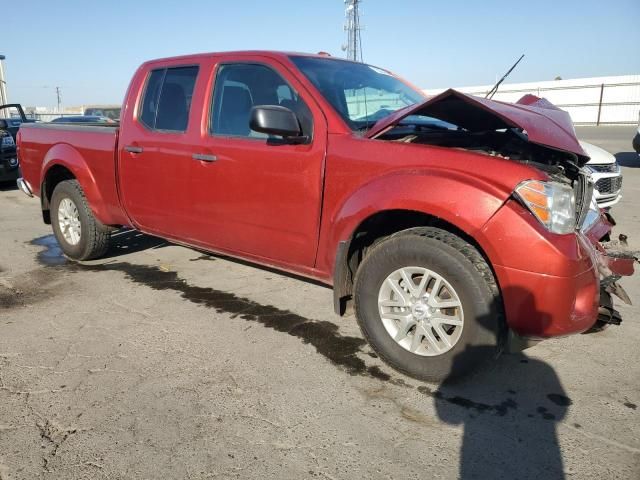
(0, 125), (638, 479)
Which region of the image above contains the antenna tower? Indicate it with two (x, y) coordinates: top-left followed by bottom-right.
(341, 0), (363, 62)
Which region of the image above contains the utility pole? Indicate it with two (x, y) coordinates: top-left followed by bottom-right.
(342, 0), (363, 62)
(0, 55), (8, 113)
(55, 86), (62, 113)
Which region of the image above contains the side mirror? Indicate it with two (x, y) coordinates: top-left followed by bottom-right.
(0, 120), (7, 129)
(250, 105), (305, 141)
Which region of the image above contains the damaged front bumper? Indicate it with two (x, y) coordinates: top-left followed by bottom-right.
(505, 211), (636, 349)
(585, 212), (638, 329)
(488, 197), (637, 343)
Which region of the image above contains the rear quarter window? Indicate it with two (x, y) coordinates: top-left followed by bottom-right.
(139, 66), (199, 132)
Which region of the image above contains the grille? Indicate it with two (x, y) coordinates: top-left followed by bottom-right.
(574, 173), (593, 229)
(589, 163), (619, 173)
(595, 176), (623, 194)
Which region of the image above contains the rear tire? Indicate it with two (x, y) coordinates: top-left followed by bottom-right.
(50, 180), (110, 260)
(353, 227), (504, 382)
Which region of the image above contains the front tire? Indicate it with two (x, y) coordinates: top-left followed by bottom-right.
(50, 180), (110, 260)
(354, 227), (504, 382)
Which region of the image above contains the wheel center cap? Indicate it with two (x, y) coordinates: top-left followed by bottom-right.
(412, 302), (429, 319)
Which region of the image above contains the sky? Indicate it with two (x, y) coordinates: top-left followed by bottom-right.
(3, 0), (640, 109)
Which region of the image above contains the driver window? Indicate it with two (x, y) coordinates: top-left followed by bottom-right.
(210, 63), (313, 139)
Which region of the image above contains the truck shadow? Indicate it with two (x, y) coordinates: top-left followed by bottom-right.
(433, 286), (570, 479)
(102, 229), (169, 259)
(616, 151), (639, 168)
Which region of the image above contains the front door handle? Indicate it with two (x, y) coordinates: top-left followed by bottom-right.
(125, 145), (143, 154)
(192, 153), (217, 162)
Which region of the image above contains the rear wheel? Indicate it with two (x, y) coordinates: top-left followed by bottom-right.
(50, 180), (110, 260)
(354, 227), (504, 382)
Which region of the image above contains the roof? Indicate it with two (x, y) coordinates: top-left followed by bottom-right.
(140, 51), (358, 67)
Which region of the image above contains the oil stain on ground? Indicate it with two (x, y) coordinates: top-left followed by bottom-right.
(417, 385), (518, 417)
(31, 235), (387, 381)
(189, 255), (216, 262)
(1, 238), (69, 309)
(547, 394), (572, 407)
(32, 235), (67, 266)
(30, 234), (574, 416)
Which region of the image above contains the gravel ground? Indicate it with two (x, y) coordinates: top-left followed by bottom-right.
(0, 126), (638, 479)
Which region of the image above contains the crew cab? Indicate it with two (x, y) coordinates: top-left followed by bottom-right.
(16, 51), (635, 381)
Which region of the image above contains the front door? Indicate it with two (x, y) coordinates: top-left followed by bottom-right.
(184, 60), (327, 267)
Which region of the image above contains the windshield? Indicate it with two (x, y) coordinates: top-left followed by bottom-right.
(290, 56), (425, 131)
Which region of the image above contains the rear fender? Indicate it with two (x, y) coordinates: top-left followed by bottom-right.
(41, 144), (111, 224)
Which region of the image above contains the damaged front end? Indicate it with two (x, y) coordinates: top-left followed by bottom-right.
(579, 190), (637, 329)
(368, 89), (637, 332)
(587, 216), (639, 331)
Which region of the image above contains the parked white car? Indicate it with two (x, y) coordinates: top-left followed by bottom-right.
(580, 141), (622, 209)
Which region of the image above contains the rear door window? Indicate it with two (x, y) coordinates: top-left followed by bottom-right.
(139, 66), (199, 132)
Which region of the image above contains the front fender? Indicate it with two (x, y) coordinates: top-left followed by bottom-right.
(323, 169), (512, 275)
(41, 144), (113, 224)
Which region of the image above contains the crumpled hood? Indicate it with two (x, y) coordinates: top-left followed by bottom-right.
(367, 89), (590, 166)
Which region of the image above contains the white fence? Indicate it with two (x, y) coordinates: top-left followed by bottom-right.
(424, 75), (640, 125)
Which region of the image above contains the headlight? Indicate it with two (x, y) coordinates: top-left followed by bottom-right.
(514, 180), (576, 234)
(1, 135), (15, 147)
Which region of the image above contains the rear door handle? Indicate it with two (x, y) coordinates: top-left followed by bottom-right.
(125, 145), (143, 154)
(192, 153), (217, 162)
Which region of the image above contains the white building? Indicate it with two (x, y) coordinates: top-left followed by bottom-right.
(424, 75), (640, 125)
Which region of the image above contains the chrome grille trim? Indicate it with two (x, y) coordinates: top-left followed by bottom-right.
(595, 176), (623, 194)
(588, 163), (619, 173)
(574, 171), (594, 230)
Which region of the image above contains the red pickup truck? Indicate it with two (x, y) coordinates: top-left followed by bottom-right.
(17, 51), (634, 381)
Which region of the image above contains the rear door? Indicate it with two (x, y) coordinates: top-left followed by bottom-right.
(184, 58), (327, 267)
(118, 64), (200, 236)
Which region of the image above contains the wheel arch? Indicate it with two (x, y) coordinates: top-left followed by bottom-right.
(332, 209), (502, 316)
(327, 172), (510, 316)
(40, 144), (109, 225)
(40, 164), (76, 224)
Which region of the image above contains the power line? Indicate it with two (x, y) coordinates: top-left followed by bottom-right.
(55, 86), (62, 112)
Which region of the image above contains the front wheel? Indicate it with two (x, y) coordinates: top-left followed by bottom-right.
(354, 227), (504, 382)
(50, 180), (111, 260)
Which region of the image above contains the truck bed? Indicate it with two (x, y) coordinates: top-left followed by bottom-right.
(18, 122), (127, 226)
